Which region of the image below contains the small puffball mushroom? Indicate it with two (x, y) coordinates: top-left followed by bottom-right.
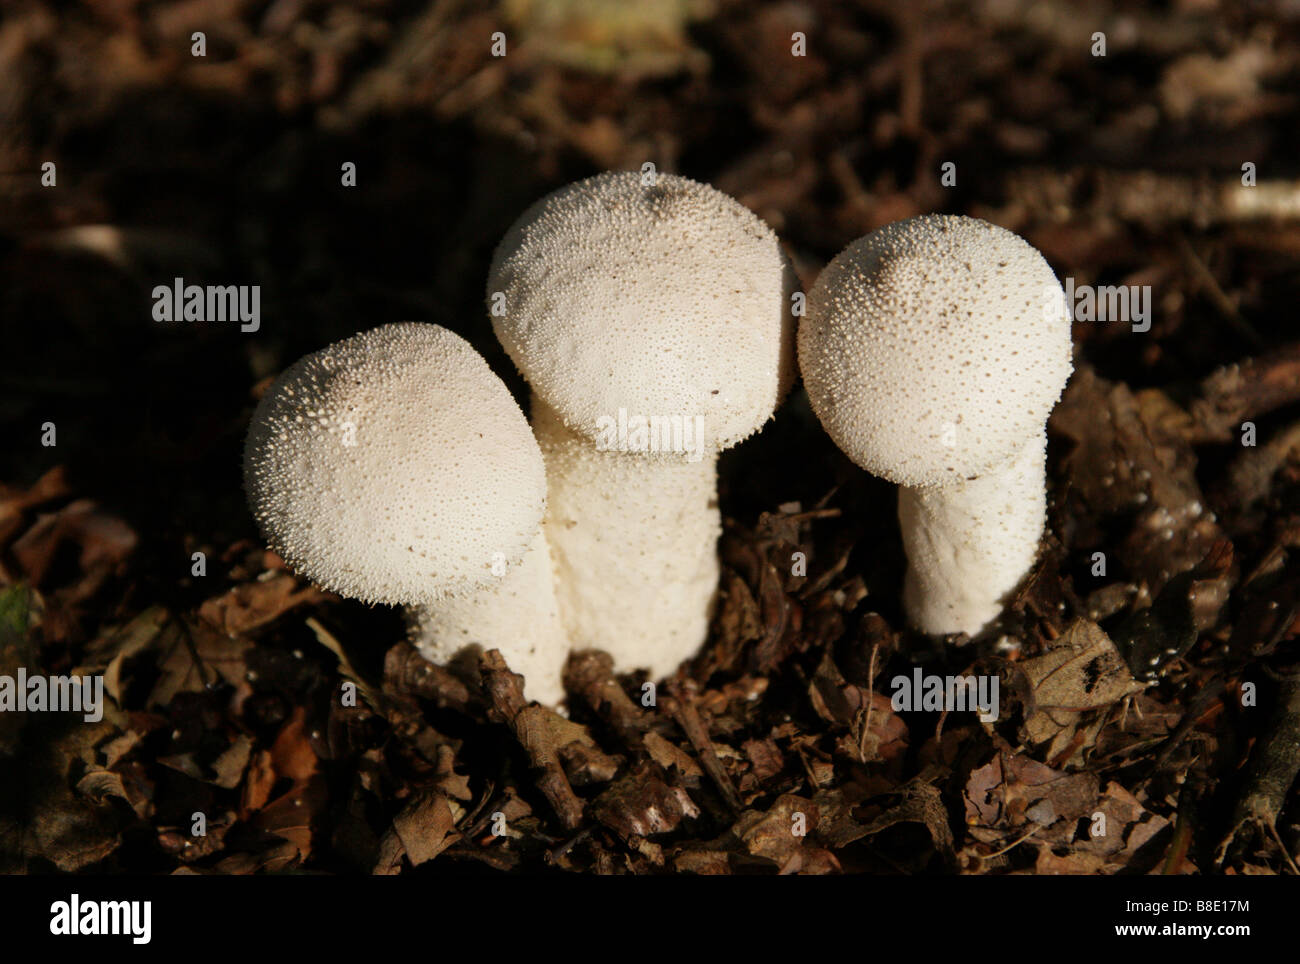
(488, 171), (797, 679)
(243, 322), (569, 705)
(799, 214), (1073, 636)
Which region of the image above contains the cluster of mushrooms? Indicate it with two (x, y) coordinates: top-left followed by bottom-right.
(244, 171), (1073, 707)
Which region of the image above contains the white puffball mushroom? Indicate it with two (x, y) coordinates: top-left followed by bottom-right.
(243, 322), (569, 705)
(488, 171), (797, 679)
(799, 214), (1073, 636)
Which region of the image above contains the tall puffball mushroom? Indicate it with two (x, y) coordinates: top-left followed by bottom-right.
(798, 215), (1073, 637)
(488, 171), (797, 679)
(243, 322), (570, 705)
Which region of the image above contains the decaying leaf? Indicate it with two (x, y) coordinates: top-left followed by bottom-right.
(1017, 619), (1147, 760)
(857, 781), (956, 869)
(1074, 781), (1171, 865)
(199, 573), (326, 637)
(644, 730), (703, 781)
(149, 619), (252, 710)
(390, 792), (461, 867)
(965, 750), (1099, 846)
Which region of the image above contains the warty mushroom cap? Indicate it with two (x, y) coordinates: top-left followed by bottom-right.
(798, 214), (1073, 487)
(487, 170), (797, 455)
(243, 322), (546, 606)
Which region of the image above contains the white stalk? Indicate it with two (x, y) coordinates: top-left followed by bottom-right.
(531, 396), (720, 680)
(408, 529), (570, 706)
(897, 435), (1046, 635)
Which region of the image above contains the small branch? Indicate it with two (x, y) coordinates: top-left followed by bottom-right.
(1217, 674), (1300, 869)
(562, 650), (649, 749)
(662, 691), (742, 813)
(1005, 169), (1300, 227)
(481, 650), (585, 831)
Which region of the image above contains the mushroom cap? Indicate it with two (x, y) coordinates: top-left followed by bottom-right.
(243, 322), (546, 606)
(487, 171), (797, 456)
(798, 215), (1073, 486)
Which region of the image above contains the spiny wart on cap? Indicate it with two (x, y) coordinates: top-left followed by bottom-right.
(243, 322), (546, 606)
(488, 170), (797, 456)
(799, 214), (1072, 488)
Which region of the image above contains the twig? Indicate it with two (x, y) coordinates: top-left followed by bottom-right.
(563, 650), (649, 749)
(1161, 777), (1201, 874)
(481, 650), (585, 831)
(1216, 673), (1300, 869)
(1175, 233), (1263, 350)
(1149, 678), (1225, 776)
(662, 691), (742, 813)
(858, 641), (879, 763)
(984, 827), (1038, 859)
(1005, 169), (1300, 226)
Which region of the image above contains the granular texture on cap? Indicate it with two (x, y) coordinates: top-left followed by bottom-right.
(799, 215), (1072, 486)
(243, 322), (546, 606)
(488, 171), (797, 455)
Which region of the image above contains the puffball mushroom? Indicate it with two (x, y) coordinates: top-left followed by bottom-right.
(799, 214), (1073, 637)
(488, 171), (797, 679)
(243, 322), (569, 705)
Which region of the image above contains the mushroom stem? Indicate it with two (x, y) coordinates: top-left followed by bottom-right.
(531, 395), (721, 680)
(408, 529), (569, 706)
(897, 434), (1047, 636)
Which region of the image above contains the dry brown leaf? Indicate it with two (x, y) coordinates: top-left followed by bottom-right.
(392, 792), (460, 866)
(198, 573), (325, 636)
(644, 730), (703, 780)
(10, 498), (136, 587)
(730, 794), (817, 867)
(0, 466), (71, 548)
(1018, 619), (1146, 758)
(859, 782), (955, 865)
(210, 734), (252, 790)
(148, 619), (252, 710)
(965, 751), (1099, 841)
(92, 606), (170, 705)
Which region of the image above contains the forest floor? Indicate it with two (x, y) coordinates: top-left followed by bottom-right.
(1, 0), (1299, 874)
